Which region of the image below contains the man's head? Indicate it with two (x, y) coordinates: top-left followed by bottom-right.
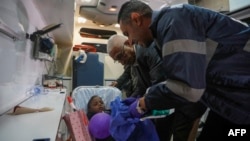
(107, 35), (135, 65)
(118, 1), (154, 47)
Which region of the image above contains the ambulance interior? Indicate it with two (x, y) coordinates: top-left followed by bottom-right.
(0, 0), (249, 140)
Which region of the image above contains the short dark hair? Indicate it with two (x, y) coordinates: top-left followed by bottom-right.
(118, 1), (153, 24)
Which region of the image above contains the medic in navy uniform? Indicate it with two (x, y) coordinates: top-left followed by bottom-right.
(118, 1), (250, 141)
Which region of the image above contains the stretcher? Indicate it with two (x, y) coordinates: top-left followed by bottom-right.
(71, 86), (122, 112)
(63, 86), (122, 141)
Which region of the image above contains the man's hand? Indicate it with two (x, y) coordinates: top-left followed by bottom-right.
(122, 97), (147, 118)
(109, 81), (118, 87)
(128, 99), (143, 118)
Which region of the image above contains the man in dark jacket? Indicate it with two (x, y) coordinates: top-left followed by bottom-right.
(107, 35), (206, 141)
(107, 34), (165, 98)
(110, 65), (136, 97)
(118, 1), (250, 141)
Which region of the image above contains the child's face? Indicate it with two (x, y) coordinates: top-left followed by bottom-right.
(89, 96), (105, 113)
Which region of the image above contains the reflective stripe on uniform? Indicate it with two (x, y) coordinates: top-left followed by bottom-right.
(162, 39), (206, 56)
(166, 79), (205, 102)
(244, 39), (250, 52)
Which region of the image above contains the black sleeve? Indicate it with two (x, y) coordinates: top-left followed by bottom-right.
(115, 65), (131, 89)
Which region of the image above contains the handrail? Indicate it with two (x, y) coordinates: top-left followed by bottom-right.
(0, 19), (26, 41)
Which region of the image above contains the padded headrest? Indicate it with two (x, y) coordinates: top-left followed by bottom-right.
(72, 86), (122, 112)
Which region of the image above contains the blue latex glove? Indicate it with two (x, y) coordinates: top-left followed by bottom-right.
(75, 55), (84, 62)
(128, 99), (143, 118)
